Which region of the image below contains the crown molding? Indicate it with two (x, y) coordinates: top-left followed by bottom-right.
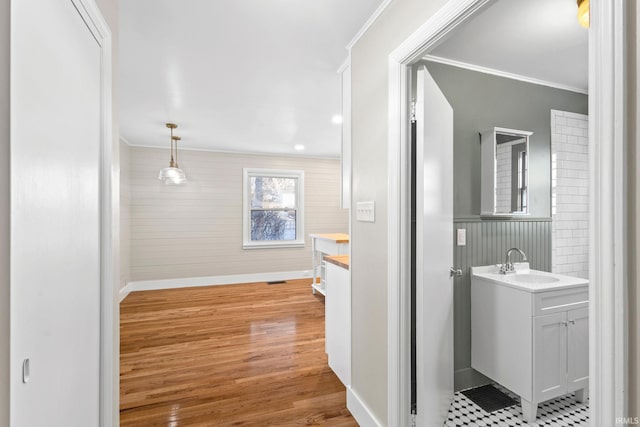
(125, 143), (340, 160)
(337, 56), (350, 74)
(346, 0), (394, 51)
(423, 54), (589, 95)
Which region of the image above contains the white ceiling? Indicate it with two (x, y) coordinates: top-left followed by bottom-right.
(119, 0), (382, 157)
(120, 0), (588, 158)
(428, 0), (588, 93)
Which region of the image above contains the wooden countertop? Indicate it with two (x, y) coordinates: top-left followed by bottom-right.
(324, 255), (349, 270)
(309, 233), (349, 243)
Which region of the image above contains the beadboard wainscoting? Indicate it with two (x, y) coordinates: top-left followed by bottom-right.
(126, 146), (348, 283)
(452, 218), (552, 391)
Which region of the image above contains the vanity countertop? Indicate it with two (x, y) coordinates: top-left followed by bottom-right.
(324, 255), (349, 270)
(471, 263), (588, 293)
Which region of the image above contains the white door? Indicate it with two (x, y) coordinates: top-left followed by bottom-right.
(567, 307), (589, 393)
(10, 0), (103, 425)
(534, 312), (568, 403)
(415, 65), (454, 426)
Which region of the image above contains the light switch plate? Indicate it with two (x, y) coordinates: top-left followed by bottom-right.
(457, 228), (466, 246)
(356, 201), (375, 222)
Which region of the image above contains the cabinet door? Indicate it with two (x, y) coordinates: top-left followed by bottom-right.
(534, 312), (567, 403)
(325, 263), (350, 386)
(567, 307), (589, 393)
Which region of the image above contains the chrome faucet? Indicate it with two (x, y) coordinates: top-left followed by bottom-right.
(499, 248), (528, 274)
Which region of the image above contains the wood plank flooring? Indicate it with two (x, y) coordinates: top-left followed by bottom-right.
(120, 279), (357, 426)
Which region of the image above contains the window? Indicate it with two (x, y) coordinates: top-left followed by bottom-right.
(243, 168), (304, 249)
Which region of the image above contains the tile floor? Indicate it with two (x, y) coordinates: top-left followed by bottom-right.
(445, 386), (589, 426)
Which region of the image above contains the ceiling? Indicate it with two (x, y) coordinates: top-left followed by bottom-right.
(120, 0), (588, 158)
(428, 0), (588, 93)
(119, 0), (382, 158)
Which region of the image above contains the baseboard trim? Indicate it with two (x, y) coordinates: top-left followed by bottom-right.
(454, 367), (491, 392)
(119, 283), (133, 303)
(347, 387), (384, 427)
(119, 270), (312, 302)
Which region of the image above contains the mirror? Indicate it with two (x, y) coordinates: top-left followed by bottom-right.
(480, 127), (533, 216)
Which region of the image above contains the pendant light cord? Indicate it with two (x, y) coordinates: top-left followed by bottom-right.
(170, 126), (175, 166)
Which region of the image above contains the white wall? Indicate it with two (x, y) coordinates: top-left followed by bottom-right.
(551, 110), (589, 279)
(0, 0), (9, 424)
(349, 0), (447, 422)
(120, 139), (131, 289)
(126, 146), (348, 281)
(92, 0), (119, 424)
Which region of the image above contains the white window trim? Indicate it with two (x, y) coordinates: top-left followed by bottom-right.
(242, 168), (305, 249)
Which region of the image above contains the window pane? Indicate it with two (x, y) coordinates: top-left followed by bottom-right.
(250, 176), (297, 209)
(251, 210), (297, 241)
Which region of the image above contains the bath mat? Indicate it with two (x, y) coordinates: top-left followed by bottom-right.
(461, 384), (518, 413)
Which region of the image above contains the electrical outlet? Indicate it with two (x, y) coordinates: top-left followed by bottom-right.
(457, 228), (466, 246)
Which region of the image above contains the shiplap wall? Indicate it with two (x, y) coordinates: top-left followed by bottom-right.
(128, 146), (348, 281)
(452, 218), (552, 389)
(120, 139), (131, 289)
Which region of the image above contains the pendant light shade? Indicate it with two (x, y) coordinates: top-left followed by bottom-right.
(158, 123), (187, 185)
(577, 0), (589, 29)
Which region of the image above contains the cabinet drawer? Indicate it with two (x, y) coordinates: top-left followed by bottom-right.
(534, 286), (589, 316)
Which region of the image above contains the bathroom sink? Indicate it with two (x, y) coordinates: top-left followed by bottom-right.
(470, 262), (588, 292)
(510, 274), (560, 284)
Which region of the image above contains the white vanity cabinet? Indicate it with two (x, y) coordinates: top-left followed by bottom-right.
(324, 255), (350, 387)
(471, 265), (589, 422)
(534, 307), (589, 405)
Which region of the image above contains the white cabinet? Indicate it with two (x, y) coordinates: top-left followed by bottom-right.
(309, 233), (349, 295)
(567, 308), (589, 394)
(533, 307), (589, 407)
(471, 271), (589, 422)
(325, 258), (350, 387)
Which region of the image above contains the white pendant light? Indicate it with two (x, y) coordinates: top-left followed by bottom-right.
(158, 123), (187, 185)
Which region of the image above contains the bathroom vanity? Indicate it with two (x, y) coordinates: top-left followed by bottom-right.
(471, 263), (589, 422)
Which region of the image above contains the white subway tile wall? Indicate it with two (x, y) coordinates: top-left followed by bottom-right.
(550, 110), (589, 279)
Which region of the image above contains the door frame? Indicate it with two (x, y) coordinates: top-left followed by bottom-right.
(386, 0), (628, 426)
(68, 1), (115, 426)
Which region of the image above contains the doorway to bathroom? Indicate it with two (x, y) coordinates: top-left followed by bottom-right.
(394, 0), (627, 426)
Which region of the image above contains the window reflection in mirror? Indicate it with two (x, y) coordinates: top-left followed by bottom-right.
(495, 132), (528, 214)
(480, 127), (533, 217)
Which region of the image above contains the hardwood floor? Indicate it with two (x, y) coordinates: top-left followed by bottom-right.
(120, 279), (357, 426)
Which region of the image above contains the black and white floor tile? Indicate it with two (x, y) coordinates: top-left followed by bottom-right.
(445, 386), (589, 426)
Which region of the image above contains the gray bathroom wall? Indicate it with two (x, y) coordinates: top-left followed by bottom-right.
(421, 61), (589, 390)
(423, 61), (588, 219)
